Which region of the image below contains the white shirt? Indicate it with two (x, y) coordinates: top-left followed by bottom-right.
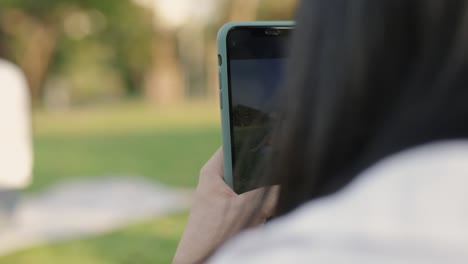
(0, 59), (33, 188)
(210, 141), (468, 263)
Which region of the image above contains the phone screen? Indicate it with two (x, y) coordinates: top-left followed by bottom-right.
(226, 27), (291, 193)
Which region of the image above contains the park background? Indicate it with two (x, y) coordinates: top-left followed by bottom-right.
(0, 0), (296, 263)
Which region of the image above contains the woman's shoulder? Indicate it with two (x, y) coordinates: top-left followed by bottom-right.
(209, 140), (468, 263)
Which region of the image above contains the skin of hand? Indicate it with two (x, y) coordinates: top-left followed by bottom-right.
(173, 148), (278, 264)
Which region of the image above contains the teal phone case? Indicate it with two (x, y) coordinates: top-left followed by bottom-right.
(217, 21), (295, 190)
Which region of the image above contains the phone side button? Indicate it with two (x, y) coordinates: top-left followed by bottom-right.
(218, 70), (222, 90)
(219, 91), (223, 109)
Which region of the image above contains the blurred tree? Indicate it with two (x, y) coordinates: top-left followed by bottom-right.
(0, 0), (298, 106)
(257, 0), (298, 20)
(228, 0), (261, 21)
(144, 0), (297, 105)
(144, 27), (185, 105)
(0, 0), (154, 105)
(0, 29), (6, 59)
(142, 0), (192, 105)
(0, 6), (58, 100)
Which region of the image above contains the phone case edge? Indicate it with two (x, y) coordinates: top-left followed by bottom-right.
(217, 21), (295, 191)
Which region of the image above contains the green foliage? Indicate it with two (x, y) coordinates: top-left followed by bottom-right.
(1, 0), (125, 20)
(0, 0), (155, 103)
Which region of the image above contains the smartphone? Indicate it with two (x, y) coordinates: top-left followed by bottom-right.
(217, 21), (294, 194)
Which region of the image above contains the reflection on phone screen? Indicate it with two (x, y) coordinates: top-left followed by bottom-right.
(230, 58), (286, 193)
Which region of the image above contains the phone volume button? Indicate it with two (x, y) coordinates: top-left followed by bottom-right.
(219, 91), (223, 109)
(218, 70), (222, 90)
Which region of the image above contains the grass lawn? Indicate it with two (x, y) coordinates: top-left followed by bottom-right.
(0, 212), (189, 264)
(0, 101), (220, 263)
(30, 101), (221, 191)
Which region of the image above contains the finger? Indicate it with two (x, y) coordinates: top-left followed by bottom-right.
(239, 185), (280, 217)
(200, 147), (224, 178)
(199, 147), (236, 197)
(262, 185), (280, 217)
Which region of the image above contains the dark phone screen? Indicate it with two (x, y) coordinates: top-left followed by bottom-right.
(227, 27), (291, 193)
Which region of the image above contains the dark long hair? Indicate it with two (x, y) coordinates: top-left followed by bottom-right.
(269, 0), (468, 216)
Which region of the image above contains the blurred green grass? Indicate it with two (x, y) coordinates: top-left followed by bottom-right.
(0, 212), (189, 264)
(0, 101), (220, 263)
(30, 101), (221, 191)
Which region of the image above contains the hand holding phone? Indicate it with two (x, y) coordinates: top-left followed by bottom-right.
(173, 148), (278, 264)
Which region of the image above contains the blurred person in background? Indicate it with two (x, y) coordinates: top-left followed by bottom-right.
(0, 32), (33, 227)
(174, 0), (468, 263)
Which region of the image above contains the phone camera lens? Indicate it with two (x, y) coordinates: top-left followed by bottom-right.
(265, 29), (280, 36)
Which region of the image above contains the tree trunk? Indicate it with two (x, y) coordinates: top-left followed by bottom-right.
(145, 31), (185, 105)
(203, 0), (261, 102)
(229, 0), (261, 21)
(18, 23), (58, 103)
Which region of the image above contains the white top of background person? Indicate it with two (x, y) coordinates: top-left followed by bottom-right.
(0, 58), (33, 189)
